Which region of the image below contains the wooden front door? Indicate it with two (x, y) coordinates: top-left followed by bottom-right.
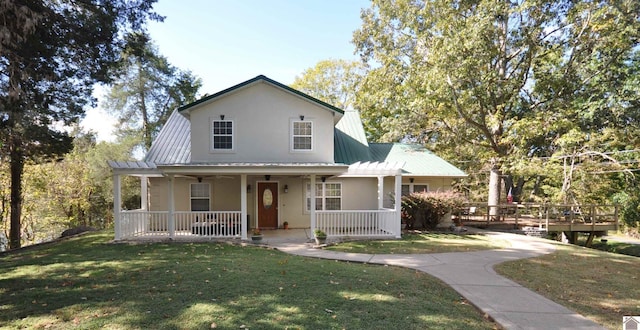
(257, 182), (278, 229)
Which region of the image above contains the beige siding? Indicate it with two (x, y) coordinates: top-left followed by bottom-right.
(382, 177), (456, 208)
(189, 82), (336, 163)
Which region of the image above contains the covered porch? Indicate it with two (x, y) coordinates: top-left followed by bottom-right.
(109, 161), (404, 241)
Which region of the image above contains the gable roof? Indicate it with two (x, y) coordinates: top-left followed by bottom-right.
(177, 75), (345, 120)
(370, 143), (467, 178)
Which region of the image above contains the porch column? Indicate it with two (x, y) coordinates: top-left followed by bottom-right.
(168, 174), (175, 239)
(113, 173), (122, 240)
(394, 173), (402, 238)
(310, 174), (317, 235)
(377, 176), (384, 209)
(140, 175), (148, 211)
(240, 174), (248, 240)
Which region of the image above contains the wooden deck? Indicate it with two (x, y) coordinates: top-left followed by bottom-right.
(457, 203), (619, 246)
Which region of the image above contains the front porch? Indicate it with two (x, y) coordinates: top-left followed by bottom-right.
(109, 161), (404, 242)
(117, 209), (399, 240)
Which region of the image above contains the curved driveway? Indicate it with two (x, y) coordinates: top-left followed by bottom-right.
(272, 231), (605, 330)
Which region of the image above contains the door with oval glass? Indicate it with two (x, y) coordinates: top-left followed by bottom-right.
(257, 182), (278, 229)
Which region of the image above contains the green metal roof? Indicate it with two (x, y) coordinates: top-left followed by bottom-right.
(334, 110), (371, 164)
(369, 143), (467, 177)
(177, 75), (345, 116)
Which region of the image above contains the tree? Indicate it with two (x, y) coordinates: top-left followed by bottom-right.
(104, 32), (202, 151)
(354, 0), (640, 210)
(0, 0), (161, 249)
(291, 59), (366, 110)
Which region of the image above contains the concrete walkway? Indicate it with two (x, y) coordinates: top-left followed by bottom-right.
(272, 231), (605, 330)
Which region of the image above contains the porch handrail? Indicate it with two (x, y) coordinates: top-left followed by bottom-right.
(316, 209), (397, 237)
(119, 210), (242, 238)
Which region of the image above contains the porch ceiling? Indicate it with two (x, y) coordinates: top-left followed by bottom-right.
(156, 162), (349, 176)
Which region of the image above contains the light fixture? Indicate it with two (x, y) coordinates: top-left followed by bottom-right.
(197, 177), (203, 183)
(247, 185), (251, 193)
(220, 114), (225, 120)
(409, 178), (414, 183)
(265, 175), (271, 181)
(321, 176), (326, 183)
(299, 115), (304, 121)
(284, 184), (288, 193)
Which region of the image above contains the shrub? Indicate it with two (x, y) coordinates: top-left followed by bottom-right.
(402, 191), (466, 230)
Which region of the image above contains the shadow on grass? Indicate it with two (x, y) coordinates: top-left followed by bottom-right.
(1, 232), (495, 329)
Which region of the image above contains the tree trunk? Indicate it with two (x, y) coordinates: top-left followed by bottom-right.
(9, 139), (24, 249)
(488, 162), (501, 218)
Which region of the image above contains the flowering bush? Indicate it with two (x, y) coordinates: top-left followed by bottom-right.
(401, 191), (466, 229)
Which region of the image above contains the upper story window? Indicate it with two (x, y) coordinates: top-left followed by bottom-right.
(212, 119), (234, 151)
(292, 120), (312, 151)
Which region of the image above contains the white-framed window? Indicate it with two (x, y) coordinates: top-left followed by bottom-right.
(305, 182), (341, 211)
(402, 183), (429, 196)
(190, 183), (210, 211)
(292, 120), (312, 151)
(211, 119), (234, 151)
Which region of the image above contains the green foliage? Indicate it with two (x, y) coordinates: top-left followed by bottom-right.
(104, 32), (203, 151)
(401, 191), (466, 229)
(0, 0), (160, 249)
(353, 0), (640, 205)
(291, 59), (367, 111)
(612, 190), (640, 230)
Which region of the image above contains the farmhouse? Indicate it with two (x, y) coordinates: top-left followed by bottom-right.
(108, 75), (466, 240)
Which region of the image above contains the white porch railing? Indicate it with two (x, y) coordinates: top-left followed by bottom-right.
(316, 209), (398, 237)
(120, 210), (242, 239)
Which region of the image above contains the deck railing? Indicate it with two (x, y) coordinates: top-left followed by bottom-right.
(316, 209), (398, 237)
(120, 210), (242, 238)
(457, 203), (619, 231)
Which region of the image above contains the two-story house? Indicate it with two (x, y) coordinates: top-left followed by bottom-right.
(109, 75), (466, 241)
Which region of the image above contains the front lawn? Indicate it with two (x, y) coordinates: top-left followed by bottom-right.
(0, 232), (496, 329)
(495, 243), (640, 330)
(327, 232), (509, 254)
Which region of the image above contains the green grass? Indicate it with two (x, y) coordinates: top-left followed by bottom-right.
(495, 243), (640, 330)
(0, 232), (496, 330)
(327, 232), (509, 254)
(587, 238), (640, 258)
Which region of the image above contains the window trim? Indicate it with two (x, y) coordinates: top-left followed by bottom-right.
(190, 182), (211, 211)
(305, 181), (342, 212)
(211, 118), (235, 153)
(291, 119), (313, 152)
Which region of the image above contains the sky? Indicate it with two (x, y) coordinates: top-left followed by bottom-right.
(81, 0), (371, 141)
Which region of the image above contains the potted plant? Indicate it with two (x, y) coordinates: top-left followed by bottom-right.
(283, 221), (289, 230)
(314, 229), (327, 245)
(251, 228), (263, 242)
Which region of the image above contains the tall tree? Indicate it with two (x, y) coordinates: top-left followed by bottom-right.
(104, 32), (202, 151)
(354, 0), (640, 210)
(291, 59), (366, 110)
(0, 0), (161, 249)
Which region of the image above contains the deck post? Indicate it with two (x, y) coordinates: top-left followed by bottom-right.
(310, 174), (316, 235)
(168, 174), (175, 239)
(240, 174), (247, 240)
(113, 173), (122, 240)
